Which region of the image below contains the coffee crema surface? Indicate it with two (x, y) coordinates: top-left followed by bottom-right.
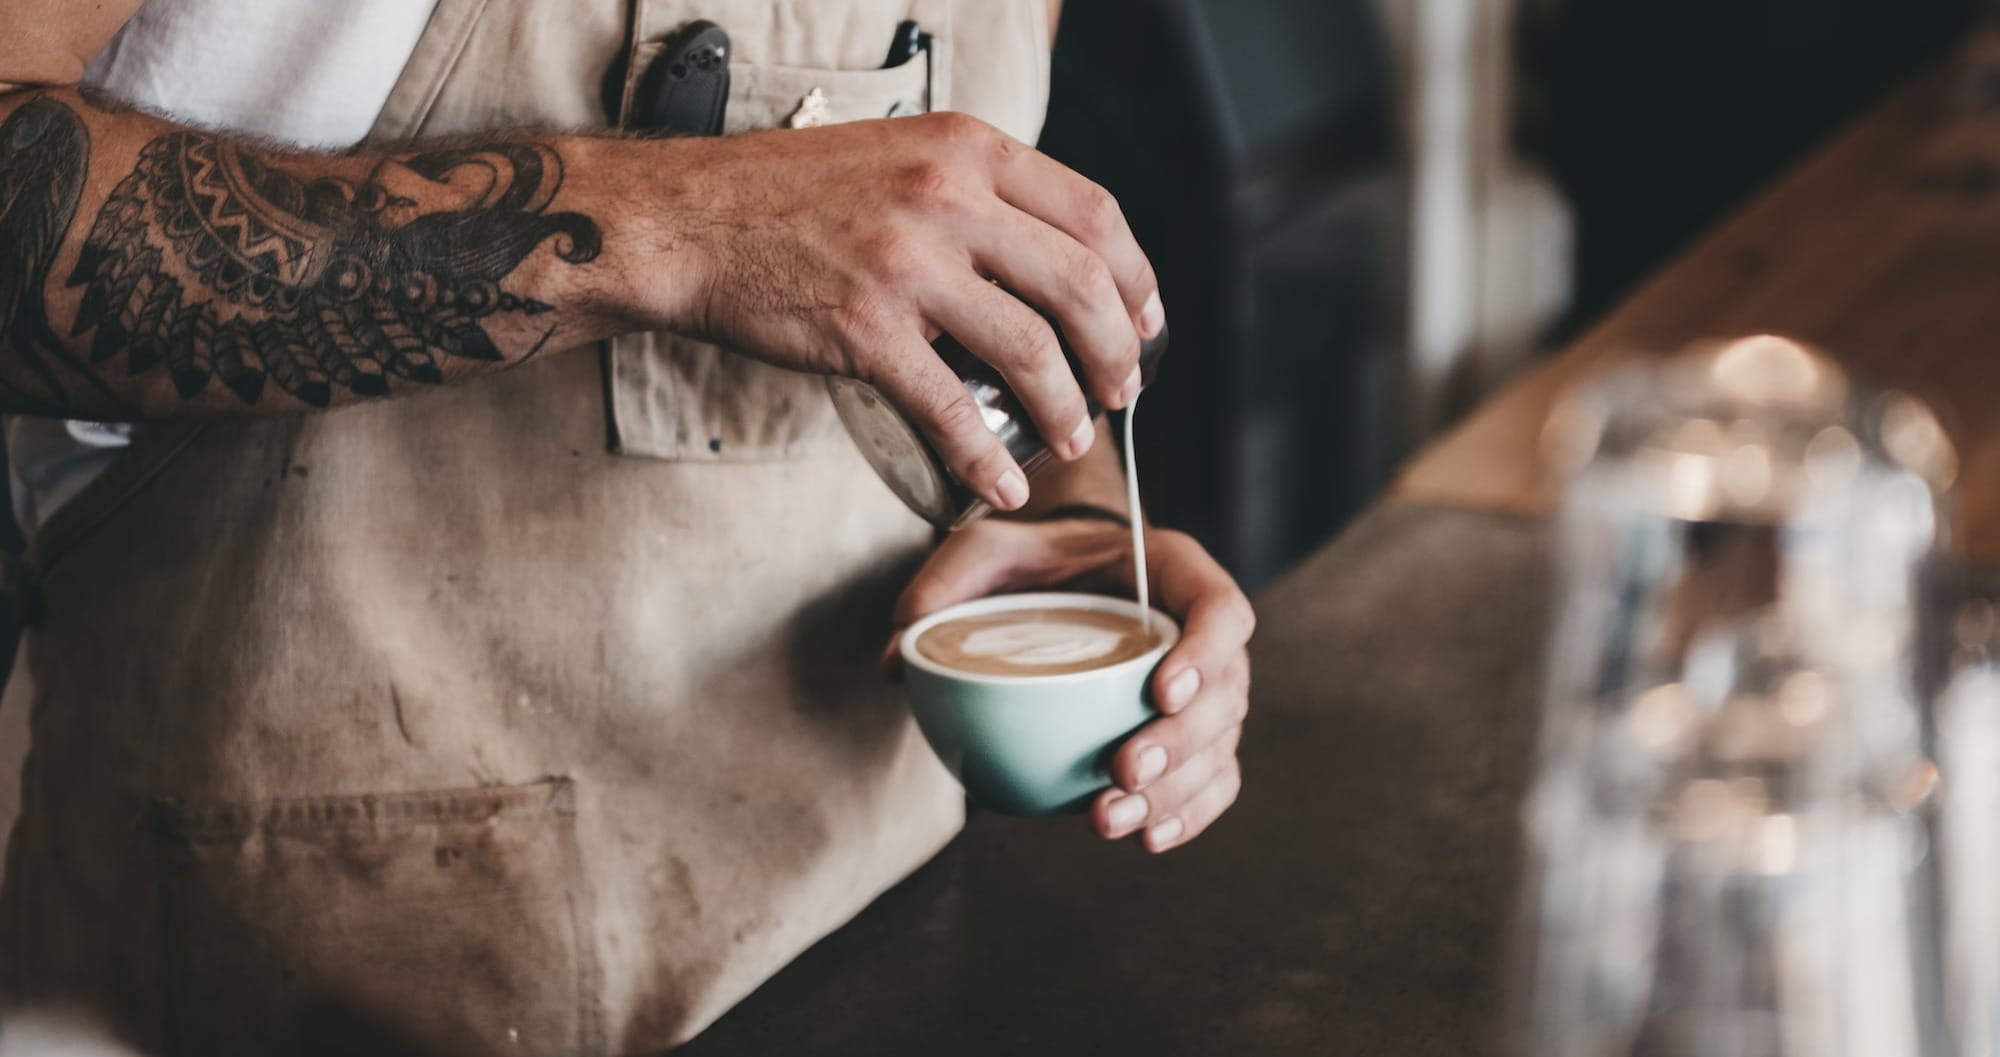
(915, 607), (1159, 677)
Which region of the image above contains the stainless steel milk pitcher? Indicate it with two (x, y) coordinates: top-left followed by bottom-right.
(831, 326), (1168, 529)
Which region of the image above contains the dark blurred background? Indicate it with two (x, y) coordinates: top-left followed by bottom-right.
(1038, 0), (1987, 590)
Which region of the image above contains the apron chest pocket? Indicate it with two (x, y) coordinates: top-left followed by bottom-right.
(603, 46), (938, 462)
(154, 778), (604, 1057)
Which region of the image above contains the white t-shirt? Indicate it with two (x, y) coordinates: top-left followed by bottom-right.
(6, 0), (440, 532)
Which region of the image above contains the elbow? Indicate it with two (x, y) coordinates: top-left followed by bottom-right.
(0, 62), (89, 95)
(0, 38), (101, 94)
(1, 82), (83, 102)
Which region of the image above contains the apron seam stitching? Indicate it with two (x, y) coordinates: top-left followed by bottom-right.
(398, 0), (497, 140)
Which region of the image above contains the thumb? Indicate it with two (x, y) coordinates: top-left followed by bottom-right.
(884, 524), (1040, 686)
(892, 521), (1051, 630)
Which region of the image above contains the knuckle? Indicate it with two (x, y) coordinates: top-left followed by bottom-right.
(929, 390), (989, 440)
(857, 227), (920, 276)
(1074, 179), (1120, 236)
(1061, 252), (1117, 304)
(1232, 597), (1259, 640)
(995, 314), (1061, 371)
(838, 293), (903, 350)
(1220, 724), (1244, 756)
(1221, 765), (1243, 806)
(990, 132), (1026, 163)
(889, 160), (962, 210)
(1227, 689), (1251, 726)
(1223, 653), (1252, 692)
(928, 110), (992, 148)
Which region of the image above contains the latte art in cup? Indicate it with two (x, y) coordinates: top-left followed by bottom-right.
(900, 591), (1179, 814)
(915, 607), (1161, 677)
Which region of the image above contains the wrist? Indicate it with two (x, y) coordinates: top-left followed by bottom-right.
(552, 135), (719, 339)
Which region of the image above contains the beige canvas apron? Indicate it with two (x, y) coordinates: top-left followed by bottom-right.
(0, 1), (1051, 1053)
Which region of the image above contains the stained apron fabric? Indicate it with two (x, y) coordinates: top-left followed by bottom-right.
(6, 0), (443, 534)
(0, 1), (1052, 1054)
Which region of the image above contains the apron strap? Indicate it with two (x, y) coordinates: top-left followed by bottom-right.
(369, 0), (501, 143)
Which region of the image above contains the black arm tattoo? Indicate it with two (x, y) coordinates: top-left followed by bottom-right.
(0, 94), (604, 414)
(0, 97), (117, 414)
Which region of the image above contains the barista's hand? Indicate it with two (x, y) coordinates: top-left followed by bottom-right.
(890, 517), (1254, 852)
(634, 114), (1163, 512)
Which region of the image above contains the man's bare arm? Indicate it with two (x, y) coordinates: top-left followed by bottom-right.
(0, 89), (648, 417)
(0, 1), (604, 417)
(0, 4), (1163, 511)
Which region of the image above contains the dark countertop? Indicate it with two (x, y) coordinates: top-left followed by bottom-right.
(677, 503), (1552, 1056)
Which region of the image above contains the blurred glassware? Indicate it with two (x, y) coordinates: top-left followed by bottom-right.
(1938, 597), (2000, 1057)
(1516, 335), (1954, 1057)
(0, 1009), (143, 1057)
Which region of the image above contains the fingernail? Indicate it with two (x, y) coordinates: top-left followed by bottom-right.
(1139, 291), (1166, 339)
(1106, 793), (1149, 834)
(1163, 668), (1201, 712)
(1134, 744), (1167, 787)
(995, 468), (1029, 510)
(1146, 816), (1184, 849)
(1117, 367), (1142, 410)
(1065, 417), (1095, 460)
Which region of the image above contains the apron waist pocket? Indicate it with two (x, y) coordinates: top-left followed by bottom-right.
(154, 777), (604, 1057)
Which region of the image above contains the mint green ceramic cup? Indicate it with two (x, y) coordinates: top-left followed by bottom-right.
(900, 592), (1180, 816)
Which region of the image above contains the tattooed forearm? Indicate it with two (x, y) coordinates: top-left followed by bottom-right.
(0, 96), (101, 414)
(0, 91), (605, 417)
(71, 132), (600, 407)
